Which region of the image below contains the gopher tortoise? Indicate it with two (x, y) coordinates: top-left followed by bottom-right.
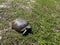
(12, 18), (32, 35)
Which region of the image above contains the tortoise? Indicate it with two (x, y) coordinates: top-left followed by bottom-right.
(12, 18), (32, 35)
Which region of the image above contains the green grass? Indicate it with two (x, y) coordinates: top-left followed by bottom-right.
(0, 0), (60, 45)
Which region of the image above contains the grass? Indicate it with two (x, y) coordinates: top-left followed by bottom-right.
(0, 0), (60, 45)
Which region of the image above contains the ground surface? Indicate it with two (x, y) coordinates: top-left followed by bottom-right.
(0, 0), (60, 45)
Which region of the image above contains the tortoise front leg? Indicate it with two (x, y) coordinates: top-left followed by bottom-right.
(22, 29), (27, 35)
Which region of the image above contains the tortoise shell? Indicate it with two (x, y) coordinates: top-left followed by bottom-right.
(12, 18), (28, 31)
